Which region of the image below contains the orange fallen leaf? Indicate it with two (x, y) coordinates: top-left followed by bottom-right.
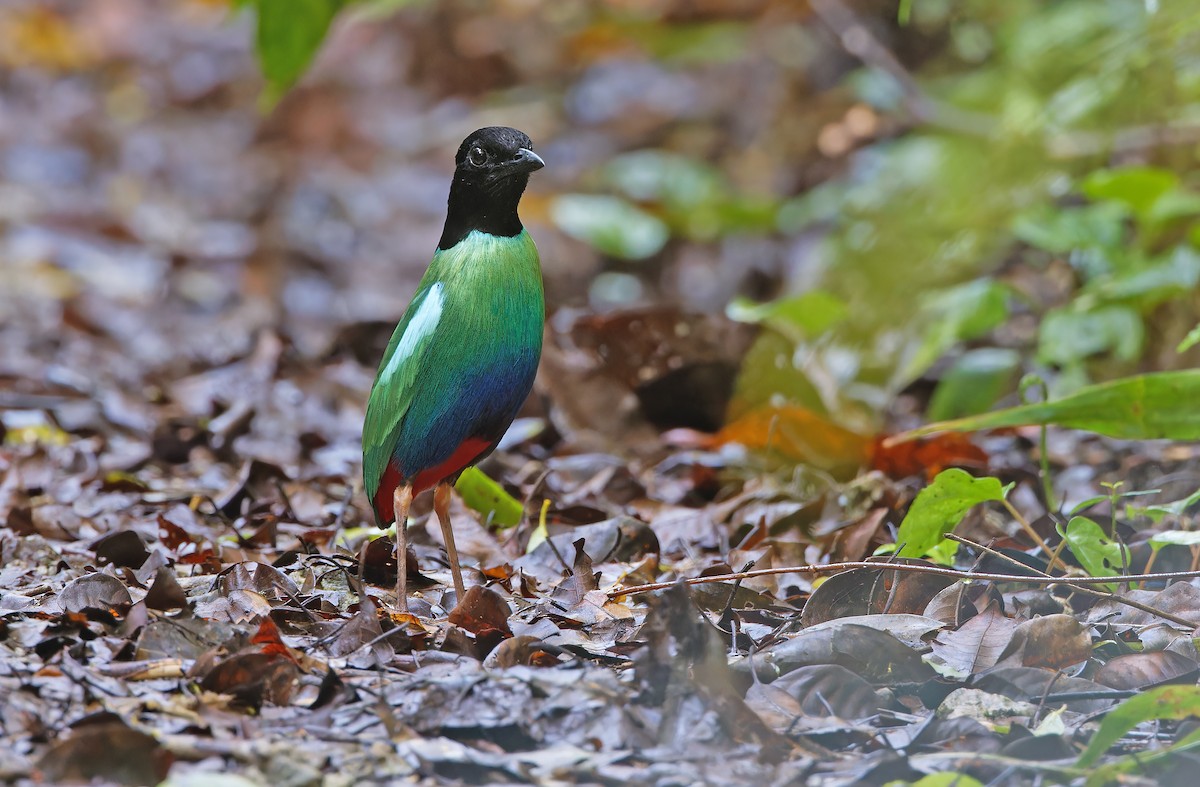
(717, 404), (870, 473)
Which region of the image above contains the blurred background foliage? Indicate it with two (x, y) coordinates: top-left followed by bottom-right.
(249, 0), (1200, 432)
(5, 0), (1200, 474)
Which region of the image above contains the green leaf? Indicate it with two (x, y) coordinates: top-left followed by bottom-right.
(454, 467), (523, 529)
(726, 290), (849, 339)
(1089, 247), (1200, 305)
(1146, 188), (1200, 225)
(550, 194), (669, 260)
(896, 371), (1200, 442)
(602, 151), (724, 211)
(1060, 516), (1127, 590)
(1037, 305), (1143, 366)
(1081, 166), (1179, 221)
(1084, 725), (1200, 787)
(1077, 685), (1200, 767)
(1135, 488), (1200, 523)
(902, 279), (1013, 384)
(1178, 322), (1200, 353)
(1013, 202), (1127, 254)
(928, 348), (1021, 421)
(895, 469), (1009, 558)
(1068, 488), (1159, 517)
(252, 0), (346, 103)
(1149, 530), (1200, 549)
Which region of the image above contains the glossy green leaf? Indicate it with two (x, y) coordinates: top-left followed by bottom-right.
(1060, 516), (1127, 591)
(1084, 725), (1200, 787)
(550, 194), (669, 260)
(1077, 685), (1200, 767)
(251, 0), (346, 103)
(454, 467), (523, 529)
(895, 469), (1009, 558)
(898, 371), (1200, 442)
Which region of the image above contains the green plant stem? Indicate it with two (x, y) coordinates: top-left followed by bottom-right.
(1040, 424), (1055, 512)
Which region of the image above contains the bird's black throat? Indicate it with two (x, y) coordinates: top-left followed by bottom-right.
(438, 175), (528, 250)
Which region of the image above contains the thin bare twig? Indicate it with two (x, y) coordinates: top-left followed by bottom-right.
(610, 561), (1200, 599)
(946, 534), (1200, 629)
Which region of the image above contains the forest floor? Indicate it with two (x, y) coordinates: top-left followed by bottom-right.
(4, 2), (1200, 786)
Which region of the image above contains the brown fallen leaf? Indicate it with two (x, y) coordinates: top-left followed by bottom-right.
(199, 651), (299, 709)
(483, 634), (565, 669)
(35, 717), (170, 785)
(447, 585), (513, 658)
(1094, 650), (1199, 690)
(996, 614), (1092, 670)
(931, 601), (1018, 674)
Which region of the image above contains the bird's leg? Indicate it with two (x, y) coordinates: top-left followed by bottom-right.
(434, 482), (467, 603)
(393, 483), (413, 613)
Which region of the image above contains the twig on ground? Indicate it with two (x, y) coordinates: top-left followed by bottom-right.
(946, 533), (1200, 629)
(611, 561), (1200, 608)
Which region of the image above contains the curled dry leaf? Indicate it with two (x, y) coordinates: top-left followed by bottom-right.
(215, 561), (300, 601)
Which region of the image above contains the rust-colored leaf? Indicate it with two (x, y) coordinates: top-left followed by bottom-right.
(870, 432), (988, 480)
(200, 652), (299, 708)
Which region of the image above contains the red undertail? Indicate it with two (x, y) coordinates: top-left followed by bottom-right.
(372, 436), (493, 524)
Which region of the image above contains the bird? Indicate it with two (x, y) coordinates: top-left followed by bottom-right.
(362, 126), (545, 612)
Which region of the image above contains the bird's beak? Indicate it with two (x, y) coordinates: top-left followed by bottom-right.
(507, 148), (545, 174)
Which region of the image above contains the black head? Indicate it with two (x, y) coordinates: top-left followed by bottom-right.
(439, 126), (545, 250)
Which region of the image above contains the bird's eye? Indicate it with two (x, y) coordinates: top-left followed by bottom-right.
(467, 146), (489, 167)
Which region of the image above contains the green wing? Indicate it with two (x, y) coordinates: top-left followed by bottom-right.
(362, 280), (445, 504)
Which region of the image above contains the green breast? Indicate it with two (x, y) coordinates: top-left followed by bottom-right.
(362, 229), (544, 510)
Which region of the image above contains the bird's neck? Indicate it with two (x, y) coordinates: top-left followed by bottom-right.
(438, 176), (528, 250)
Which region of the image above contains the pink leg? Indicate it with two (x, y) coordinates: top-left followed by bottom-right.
(393, 484), (413, 613)
(434, 482), (466, 602)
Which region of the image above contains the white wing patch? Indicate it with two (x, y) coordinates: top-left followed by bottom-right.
(384, 282), (444, 380)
